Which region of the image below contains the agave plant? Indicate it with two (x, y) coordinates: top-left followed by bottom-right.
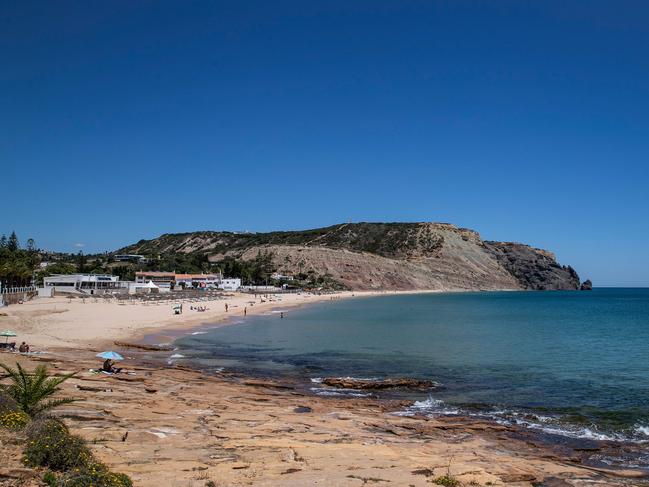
(0, 362), (77, 417)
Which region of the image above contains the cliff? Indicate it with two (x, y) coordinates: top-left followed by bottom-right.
(117, 222), (583, 291)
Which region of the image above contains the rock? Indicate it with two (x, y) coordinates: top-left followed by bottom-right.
(532, 478), (574, 487)
(484, 242), (581, 290)
(500, 473), (537, 482)
(114, 341), (173, 351)
(580, 279), (593, 291)
(321, 377), (436, 390)
(242, 380), (295, 390)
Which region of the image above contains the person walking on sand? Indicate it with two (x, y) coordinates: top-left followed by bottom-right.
(225, 303), (228, 312)
(244, 307), (247, 316)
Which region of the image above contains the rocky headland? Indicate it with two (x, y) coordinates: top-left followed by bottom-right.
(118, 222), (590, 291)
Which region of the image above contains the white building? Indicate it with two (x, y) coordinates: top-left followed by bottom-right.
(174, 273), (221, 289)
(128, 280), (160, 294)
(43, 274), (127, 295)
(271, 273), (294, 281)
(135, 272), (175, 290)
(114, 254), (147, 263)
(219, 278), (241, 291)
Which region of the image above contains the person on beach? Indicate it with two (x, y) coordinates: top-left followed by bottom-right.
(102, 359), (122, 374)
(225, 303), (228, 312)
(244, 307), (247, 316)
(18, 342), (29, 353)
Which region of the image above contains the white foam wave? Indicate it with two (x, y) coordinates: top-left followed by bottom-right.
(310, 387), (371, 398)
(393, 396), (460, 417)
(169, 353), (185, 359)
(191, 331), (207, 335)
(634, 424), (649, 437)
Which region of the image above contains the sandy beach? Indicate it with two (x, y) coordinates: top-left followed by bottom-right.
(0, 292), (646, 486)
(0, 291), (391, 350)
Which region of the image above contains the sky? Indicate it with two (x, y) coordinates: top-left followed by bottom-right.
(1, 1), (648, 286)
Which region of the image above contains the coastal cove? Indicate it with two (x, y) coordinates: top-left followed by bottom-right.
(2, 289), (649, 485)
(166, 289), (649, 469)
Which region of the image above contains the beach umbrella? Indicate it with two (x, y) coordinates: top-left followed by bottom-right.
(96, 351), (124, 361)
(0, 330), (17, 343)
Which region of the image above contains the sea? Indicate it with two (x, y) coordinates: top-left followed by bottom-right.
(170, 288), (649, 466)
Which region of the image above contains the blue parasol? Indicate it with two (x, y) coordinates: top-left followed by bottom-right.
(96, 351), (124, 361)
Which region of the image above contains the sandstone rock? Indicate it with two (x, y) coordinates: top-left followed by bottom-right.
(321, 377), (436, 390)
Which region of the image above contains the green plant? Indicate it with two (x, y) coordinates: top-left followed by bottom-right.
(24, 419), (93, 471)
(42, 471), (58, 487)
(0, 362), (77, 417)
(59, 462), (133, 487)
(432, 475), (461, 486)
(0, 410), (30, 429)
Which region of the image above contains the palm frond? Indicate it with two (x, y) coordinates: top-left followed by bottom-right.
(0, 361), (79, 417)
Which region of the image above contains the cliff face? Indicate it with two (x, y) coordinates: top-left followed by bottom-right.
(483, 242), (580, 290)
(118, 222), (583, 291)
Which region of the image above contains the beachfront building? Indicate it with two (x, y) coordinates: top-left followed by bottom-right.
(174, 273), (222, 289)
(114, 254), (148, 263)
(135, 272), (175, 290)
(43, 274), (127, 295)
(128, 280), (160, 294)
(219, 278), (241, 291)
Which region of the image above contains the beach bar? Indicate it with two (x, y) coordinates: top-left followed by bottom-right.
(43, 274), (127, 295)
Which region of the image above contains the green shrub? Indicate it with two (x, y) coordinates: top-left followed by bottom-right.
(23, 418), (93, 471)
(59, 462), (133, 487)
(42, 471), (58, 487)
(433, 474), (461, 486)
(0, 410), (30, 429)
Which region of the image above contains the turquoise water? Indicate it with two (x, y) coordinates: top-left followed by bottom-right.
(173, 289), (649, 445)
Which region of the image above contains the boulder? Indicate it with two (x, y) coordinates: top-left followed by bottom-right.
(580, 279), (593, 291)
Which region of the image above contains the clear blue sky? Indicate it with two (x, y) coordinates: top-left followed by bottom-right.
(2, 1), (648, 286)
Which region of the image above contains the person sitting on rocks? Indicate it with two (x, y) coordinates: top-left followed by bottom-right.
(102, 358), (121, 374)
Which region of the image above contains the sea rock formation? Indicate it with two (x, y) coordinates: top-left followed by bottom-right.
(580, 279), (593, 291)
(321, 377), (436, 390)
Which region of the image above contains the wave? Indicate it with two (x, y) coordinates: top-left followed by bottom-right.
(169, 353), (185, 359)
(310, 387), (371, 398)
(635, 424), (649, 437)
(393, 395), (649, 444)
(191, 331), (207, 335)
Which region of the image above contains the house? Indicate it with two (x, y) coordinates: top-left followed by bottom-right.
(271, 273), (294, 281)
(219, 278), (241, 291)
(43, 274), (127, 295)
(114, 254), (148, 263)
(174, 273), (221, 289)
(135, 272), (175, 290)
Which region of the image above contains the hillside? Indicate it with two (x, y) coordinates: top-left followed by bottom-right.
(117, 222), (584, 291)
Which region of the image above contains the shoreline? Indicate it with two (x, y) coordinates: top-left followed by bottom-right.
(2, 290), (648, 485)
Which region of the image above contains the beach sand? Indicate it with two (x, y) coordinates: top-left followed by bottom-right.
(0, 292), (645, 486)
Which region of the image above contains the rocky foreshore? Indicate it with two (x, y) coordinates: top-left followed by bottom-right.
(321, 376), (437, 390)
(2, 350), (646, 487)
